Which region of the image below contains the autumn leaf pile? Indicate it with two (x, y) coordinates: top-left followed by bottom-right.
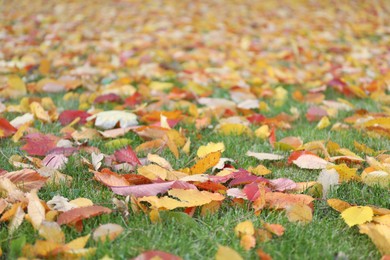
(1, 0), (390, 259)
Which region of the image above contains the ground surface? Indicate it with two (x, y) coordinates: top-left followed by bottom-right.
(0, 0), (390, 259)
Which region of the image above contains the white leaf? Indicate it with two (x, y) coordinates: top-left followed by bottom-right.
(246, 151), (284, 161)
(317, 169), (339, 199)
(92, 111), (138, 130)
(293, 154), (329, 169)
(92, 153), (104, 171)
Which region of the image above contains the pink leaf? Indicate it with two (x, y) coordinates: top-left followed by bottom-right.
(42, 154), (68, 170)
(306, 106), (328, 122)
(243, 183), (261, 201)
(114, 146), (141, 166)
(94, 93), (121, 104)
(269, 178), (297, 191)
(111, 181), (175, 197)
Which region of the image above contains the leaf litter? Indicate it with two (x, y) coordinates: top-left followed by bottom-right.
(0, 0), (390, 259)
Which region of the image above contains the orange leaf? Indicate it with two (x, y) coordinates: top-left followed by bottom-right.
(91, 168), (130, 187)
(190, 151), (221, 174)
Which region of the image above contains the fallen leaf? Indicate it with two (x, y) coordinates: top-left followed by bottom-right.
(133, 250), (182, 260)
(293, 154), (329, 169)
(92, 110), (138, 130)
(0, 118), (17, 138)
(190, 151), (221, 174)
(26, 190), (45, 229)
(57, 206), (112, 226)
(341, 206), (374, 227)
(359, 223), (390, 255)
(38, 221), (65, 243)
(92, 223), (124, 242)
(246, 151), (284, 161)
(197, 142), (225, 158)
(215, 245), (243, 260)
(286, 203), (313, 224)
(114, 146), (141, 166)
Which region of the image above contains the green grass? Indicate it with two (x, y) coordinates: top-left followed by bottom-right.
(1, 88), (389, 260)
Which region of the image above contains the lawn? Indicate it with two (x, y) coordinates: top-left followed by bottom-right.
(0, 0), (390, 259)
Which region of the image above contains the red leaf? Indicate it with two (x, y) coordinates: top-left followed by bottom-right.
(194, 181), (227, 192)
(94, 93), (121, 104)
(247, 114), (266, 124)
(110, 181), (175, 197)
(132, 251), (182, 260)
(58, 110), (91, 126)
(243, 182), (261, 201)
(21, 133), (59, 156)
(124, 92), (143, 108)
(0, 169), (48, 192)
(57, 205), (112, 225)
(0, 118), (17, 138)
(306, 106), (328, 122)
(114, 146), (141, 166)
(269, 126), (276, 147)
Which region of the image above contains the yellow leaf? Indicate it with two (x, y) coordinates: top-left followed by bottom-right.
(247, 165), (271, 176)
(149, 81), (173, 91)
(286, 203), (313, 224)
(138, 164), (169, 180)
(62, 248), (97, 259)
(182, 138), (191, 155)
(327, 199), (351, 213)
(0, 75), (27, 98)
(330, 164), (358, 182)
(27, 190), (45, 230)
(190, 151), (221, 174)
(255, 125), (270, 139)
(149, 209), (161, 224)
(197, 142), (225, 158)
(34, 240), (62, 257)
(341, 206), (373, 227)
(218, 123), (252, 136)
(39, 59), (51, 74)
(66, 234), (90, 250)
(373, 215), (390, 227)
(215, 245), (243, 260)
(359, 223), (390, 255)
(12, 122), (31, 142)
(39, 221), (65, 243)
(362, 171), (390, 188)
(316, 116), (330, 129)
(235, 220), (255, 237)
(69, 198), (94, 208)
(30, 102), (51, 123)
(363, 117), (390, 130)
